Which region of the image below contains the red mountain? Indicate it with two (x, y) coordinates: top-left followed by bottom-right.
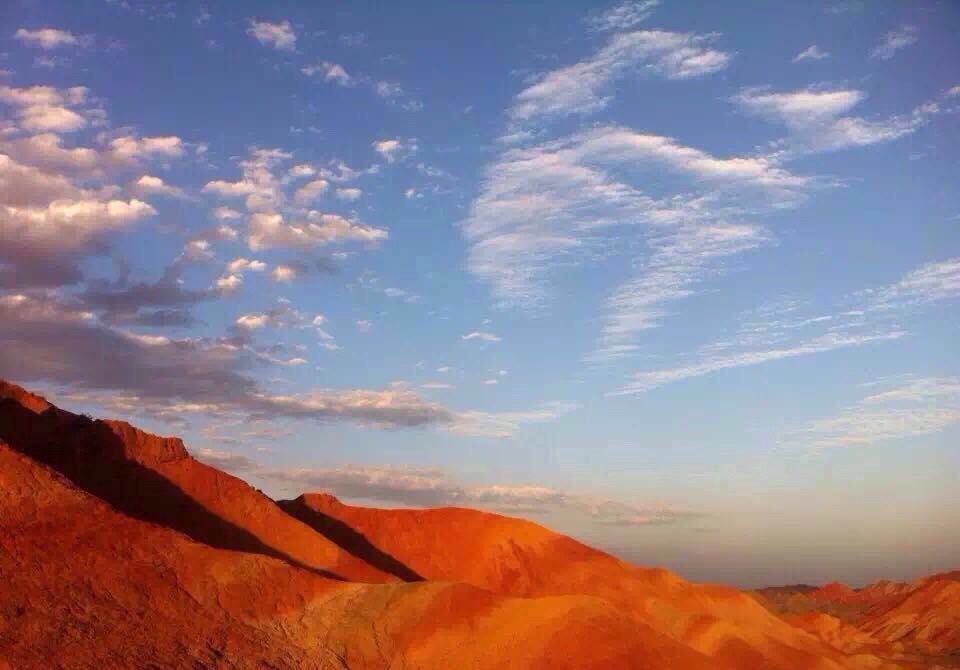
(2, 380), (954, 669)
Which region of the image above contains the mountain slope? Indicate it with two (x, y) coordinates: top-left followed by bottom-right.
(1, 437), (731, 669)
(0, 380), (389, 583)
(282, 493), (898, 670)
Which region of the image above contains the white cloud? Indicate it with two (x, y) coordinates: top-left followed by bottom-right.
(462, 331), (501, 342)
(355, 319), (371, 332)
(587, 1), (659, 32)
(287, 163), (316, 178)
(0, 85), (93, 133)
(792, 45), (829, 62)
(182, 239), (213, 261)
(301, 61), (353, 86)
(870, 24), (918, 61)
(612, 256), (960, 394)
(212, 206), (242, 220)
(373, 138), (408, 162)
(787, 377), (960, 449)
(215, 224), (239, 240)
(335, 187), (362, 201)
(202, 147), (290, 212)
(1, 197), (155, 250)
(227, 257), (267, 273)
(0, 132), (101, 173)
(590, 222), (769, 361)
(134, 174), (185, 198)
(448, 401), (578, 439)
(421, 381), (453, 390)
(215, 274), (242, 293)
(271, 264), (296, 282)
(864, 257), (960, 310)
(247, 211), (387, 251)
(509, 29), (731, 128)
(293, 178), (328, 204)
(235, 313), (270, 329)
(14, 27), (81, 49)
(464, 126), (807, 310)
(247, 19), (296, 51)
(109, 135), (185, 161)
(731, 87), (941, 155)
(614, 330), (904, 395)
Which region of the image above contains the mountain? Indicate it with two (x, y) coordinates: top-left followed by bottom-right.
(0, 380), (951, 668)
(280, 493), (900, 669)
(754, 572), (960, 666)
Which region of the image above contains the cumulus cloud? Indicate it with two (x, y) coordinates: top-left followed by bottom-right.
(247, 19), (296, 51)
(227, 257), (267, 274)
(0, 292), (456, 429)
(248, 211), (387, 251)
(14, 27), (82, 49)
(372, 138), (407, 162)
(301, 61), (353, 86)
(0, 133), (102, 174)
(293, 178), (328, 203)
(870, 24), (918, 61)
(134, 174), (186, 198)
(271, 264), (296, 282)
(0, 84), (93, 133)
(108, 134), (185, 161)
(301, 64), (422, 110)
(0, 92), (187, 290)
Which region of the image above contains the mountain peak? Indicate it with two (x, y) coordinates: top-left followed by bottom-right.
(0, 379), (51, 414)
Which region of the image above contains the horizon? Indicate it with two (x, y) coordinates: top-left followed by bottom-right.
(1, 0), (957, 589)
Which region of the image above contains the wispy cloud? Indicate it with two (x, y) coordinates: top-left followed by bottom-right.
(461, 331), (501, 342)
(731, 86), (942, 155)
(613, 330), (904, 395)
(612, 257), (960, 394)
(586, 1), (660, 32)
(785, 377), (960, 449)
(508, 29), (731, 130)
(870, 24), (918, 61)
(792, 45), (829, 62)
(465, 125), (809, 335)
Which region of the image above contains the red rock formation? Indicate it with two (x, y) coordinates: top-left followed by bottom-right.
(3, 380), (954, 669)
(284, 493), (900, 669)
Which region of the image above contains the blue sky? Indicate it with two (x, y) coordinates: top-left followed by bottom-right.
(1, 0), (957, 587)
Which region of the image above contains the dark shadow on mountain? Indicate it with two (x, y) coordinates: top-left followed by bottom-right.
(278, 498), (423, 582)
(0, 398), (343, 581)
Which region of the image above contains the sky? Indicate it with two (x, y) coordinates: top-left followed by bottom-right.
(0, 0), (958, 588)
